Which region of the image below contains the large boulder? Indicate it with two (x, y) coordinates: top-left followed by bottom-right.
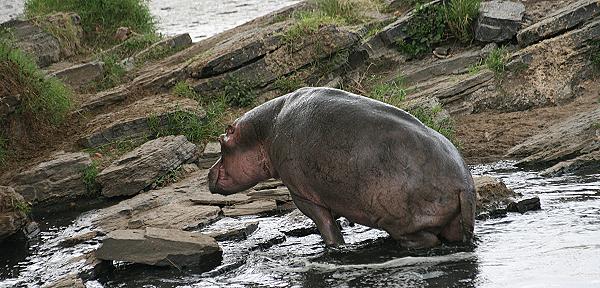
(10, 152), (92, 205)
(95, 227), (222, 268)
(0, 186), (29, 241)
(475, 0), (525, 43)
(507, 108), (600, 171)
(97, 135), (198, 197)
(474, 176), (516, 214)
(517, 0), (600, 47)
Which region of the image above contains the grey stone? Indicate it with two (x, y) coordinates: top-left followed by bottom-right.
(403, 49), (486, 83)
(122, 34), (194, 71)
(247, 187), (292, 202)
(541, 150), (600, 176)
(517, 0), (600, 47)
(50, 61), (104, 89)
(93, 170), (222, 232)
(206, 222), (259, 241)
(80, 94), (205, 148)
(507, 197), (541, 213)
(222, 200), (278, 217)
(378, 0), (443, 46)
(97, 136), (198, 197)
(507, 108), (600, 167)
(78, 85), (129, 112)
(0, 186), (29, 241)
(190, 193), (251, 206)
(0, 94), (21, 119)
(10, 152), (92, 204)
(96, 227), (222, 268)
(475, 0), (525, 43)
(474, 176), (516, 214)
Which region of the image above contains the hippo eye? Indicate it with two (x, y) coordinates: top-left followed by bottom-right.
(226, 125), (234, 135)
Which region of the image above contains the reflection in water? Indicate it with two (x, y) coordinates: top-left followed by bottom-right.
(1, 162), (599, 288)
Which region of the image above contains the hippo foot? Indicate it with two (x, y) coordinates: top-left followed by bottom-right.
(291, 194), (345, 246)
(397, 231), (441, 249)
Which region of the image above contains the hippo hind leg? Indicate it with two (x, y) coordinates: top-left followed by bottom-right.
(291, 194), (345, 246)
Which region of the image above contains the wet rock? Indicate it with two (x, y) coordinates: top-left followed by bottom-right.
(10, 151), (92, 205)
(50, 61), (104, 90)
(59, 231), (100, 248)
(378, 0), (443, 46)
(198, 142), (221, 169)
(517, 0), (600, 47)
(474, 176), (516, 214)
(190, 193), (251, 206)
(0, 186), (29, 241)
(96, 227), (222, 268)
(247, 187), (292, 202)
(206, 222), (259, 241)
(507, 196), (541, 213)
(507, 108), (600, 169)
(22, 221), (40, 239)
(475, 0), (525, 43)
(42, 273), (85, 288)
(93, 170), (221, 232)
(79, 94), (205, 148)
(542, 150), (600, 176)
(222, 200), (278, 217)
(97, 135), (198, 197)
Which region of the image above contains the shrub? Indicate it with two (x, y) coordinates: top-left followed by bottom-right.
(444, 0), (481, 43)
(222, 77), (256, 107)
(95, 53), (126, 91)
(82, 161), (100, 194)
(24, 0), (156, 47)
(397, 3), (446, 57)
(0, 41), (72, 124)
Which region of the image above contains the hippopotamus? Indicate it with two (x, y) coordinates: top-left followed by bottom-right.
(208, 87), (475, 248)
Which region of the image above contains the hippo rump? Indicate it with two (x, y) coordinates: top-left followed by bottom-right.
(208, 87), (475, 248)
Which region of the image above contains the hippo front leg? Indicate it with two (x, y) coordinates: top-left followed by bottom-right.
(291, 194), (345, 246)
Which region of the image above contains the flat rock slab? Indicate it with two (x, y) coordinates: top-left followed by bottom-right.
(96, 227), (222, 268)
(50, 61), (104, 90)
(97, 135), (198, 197)
(190, 193), (251, 206)
(206, 222), (259, 241)
(10, 151), (91, 205)
(80, 94), (205, 148)
(247, 188), (292, 202)
(222, 200), (278, 217)
(517, 0), (600, 47)
(475, 0), (525, 43)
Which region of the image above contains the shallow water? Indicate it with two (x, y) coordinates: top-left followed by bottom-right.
(0, 0), (299, 42)
(2, 161), (599, 288)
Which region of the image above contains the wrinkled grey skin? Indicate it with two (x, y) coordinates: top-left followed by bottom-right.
(209, 87), (475, 248)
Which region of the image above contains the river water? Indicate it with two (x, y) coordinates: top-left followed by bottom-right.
(1, 161), (599, 287)
(0, 0), (299, 41)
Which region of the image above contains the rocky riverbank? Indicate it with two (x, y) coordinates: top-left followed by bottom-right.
(1, 0), (599, 286)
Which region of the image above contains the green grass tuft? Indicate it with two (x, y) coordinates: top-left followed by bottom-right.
(82, 160), (100, 195)
(283, 11), (344, 45)
(0, 41), (72, 124)
(95, 54), (126, 91)
(444, 0), (480, 43)
(24, 0), (156, 47)
(173, 81), (198, 99)
(12, 198), (31, 215)
(485, 47), (508, 74)
(369, 76), (408, 107)
(273, 75), (306, 94)
(408, 106), (458, 147)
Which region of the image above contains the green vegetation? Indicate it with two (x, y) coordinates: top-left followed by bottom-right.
(369, 76), (408, 107)
(591, 122), (600, 130)
(12, 198), (32, 215)
(96, 54), (126, 91)
(409, 106), (458, 147)
(467, 62), (483, 75)
(397, 0), (481, 57)
(152, 166), (182, 189)
(283, 12), (344, 45)
(0, 41), (72, 124)
(445, 0), (481, 43)
(273, 75), (306, 93)
(83, 138), (145, 169)
(33, 13), (83, 55)
(148, 103), (227, 143)
(24, 0), (155, 47)
(485, 47), (508, 74)
(82, 160), (100, 195)
(397, 2), (446, 57)
(222, 77), (256, 107)
(173, 81), (198, 99)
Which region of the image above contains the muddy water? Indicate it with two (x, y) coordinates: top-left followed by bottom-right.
(0, 0), (299, 41)
(1, 161), (599, 287)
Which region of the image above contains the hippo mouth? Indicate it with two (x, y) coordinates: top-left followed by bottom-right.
(208, 158), (229, 194)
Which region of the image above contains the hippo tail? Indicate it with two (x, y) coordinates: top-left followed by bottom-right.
(459, 187), (476, 242)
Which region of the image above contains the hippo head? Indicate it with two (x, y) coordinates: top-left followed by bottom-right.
(208, 118), (274, 195)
